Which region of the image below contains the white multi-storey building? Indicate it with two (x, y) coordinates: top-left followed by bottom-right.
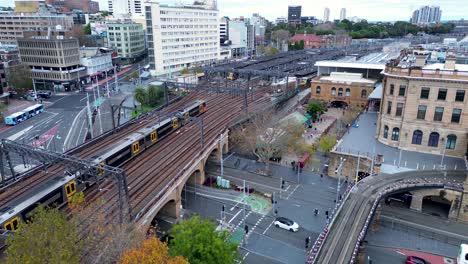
(108, 0), (143, 18)
(145, 1), (220, 76)
(340, 8), (346, 21)
(324, 7), (330, 22)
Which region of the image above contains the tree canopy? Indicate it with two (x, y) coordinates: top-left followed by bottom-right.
(133, 85), (164, 108)
(318, 134), (337, 153)
(4, 206), (82, 264)
(306, 102), (326, 120)
(119, 237), (188, 264)
(168, 216), (238, 264)
(7, 64), (32, 95)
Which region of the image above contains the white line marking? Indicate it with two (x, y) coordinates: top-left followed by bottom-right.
(284, 185), (291, 192)
(396, 251), (406, 256)
(243, 252), (250, 260)
(328, 186), (335, 190)
(286, 185), (300, 200)
(230, 196), (244, 211)
(63, 107), (86, 152)
(46, 135), (54, 149)
(6, 125), (33, 141)
(228, 209), (243, 224)
(263, 220), (275, 235)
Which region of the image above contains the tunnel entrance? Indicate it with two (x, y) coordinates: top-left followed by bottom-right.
(422, 195), (451, 218)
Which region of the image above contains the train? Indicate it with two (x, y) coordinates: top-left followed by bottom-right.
(0, 100), (206, 237)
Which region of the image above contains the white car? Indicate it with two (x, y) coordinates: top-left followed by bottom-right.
(274, 217), (299, 232)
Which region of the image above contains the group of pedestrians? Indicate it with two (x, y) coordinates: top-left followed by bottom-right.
(290, 161), (303, 173)
(314, 208), (330, 219)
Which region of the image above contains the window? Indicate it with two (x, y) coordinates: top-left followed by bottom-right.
(412, 130), (423, 145)
(338, 88), (343, 96)
(386, 101), (392, 115)
(396, 103), (404, 117)
(331, 87), (336, 96)
(391, 127), (400, 141)
(428, 132), (439, 147)
(383, 125), (389, 138)
(446, 134), (457, 149)
(455, 90), (465, 102)
(417, 105), (427, 120)
(451, 108), (462, 123)
(437, 89), (447, 100)
(316, 86), (321, 95)
(420, 87), (430, 99)
(434, 107), (444, 121)
(345, 88), (350, 97)
(398, 85), (406, 96)
(389, 84), (394, 95)
(361, 89), (367, 98)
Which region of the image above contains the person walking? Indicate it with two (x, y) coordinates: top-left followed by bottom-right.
(314, 208), (319, 216)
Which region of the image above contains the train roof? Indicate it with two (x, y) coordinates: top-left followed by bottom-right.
(0, 174), (75, 224)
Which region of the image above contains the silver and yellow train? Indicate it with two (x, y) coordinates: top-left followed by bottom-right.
(0, 100), (206, 238)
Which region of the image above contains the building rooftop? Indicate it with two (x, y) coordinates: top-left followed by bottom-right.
(316, 72), (377, 84)
(335, 111), (466, 172)
(315, 61), (386, 70)
(289, 34), (321, 43)
(422, 63), (468, 72)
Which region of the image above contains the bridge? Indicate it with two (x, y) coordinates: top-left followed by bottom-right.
(307, 170), (468, 263)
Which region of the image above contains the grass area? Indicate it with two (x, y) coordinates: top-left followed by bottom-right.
(131, 105), (155, 118)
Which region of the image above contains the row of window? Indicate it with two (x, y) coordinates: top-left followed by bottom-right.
(160, 24), (217, 29)
(160, 30), (217, 36)
(162, 53), (218, 64)
(160, 18), (217, 23)
(161, 36), (217, 43)
(159, 10), (217, 17)
(388, 84), (466, 102)
(162, 42), (217, 50)
(386, 101), (462, 123)
(383, 126), (457, 149)
(316, 86), (368, 98)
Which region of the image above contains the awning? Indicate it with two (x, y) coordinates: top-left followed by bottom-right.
(305, 113), (312, 119)
(280, 111), (308, 125)
(368, 82), (382, 100)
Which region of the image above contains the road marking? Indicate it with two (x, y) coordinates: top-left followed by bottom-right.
(46, 135), (54, 149)
(76, 119), (86, 147)
(228, 209), (243, 224)
(396, 251), (406, 256)
(230, 196), (245, 211)
(293, 204), (301, 207)
(6, 125), (33, 141)
(55, 119), (62, 124)
(263, 219), (275, 235)
(242, 252), (250, 260)
(286, 185), (300, 200)
(284, 185), (291, 192)
(249, 214), (266, 235)
(63, 107), (86, 152)
(328, 186), (335, 190)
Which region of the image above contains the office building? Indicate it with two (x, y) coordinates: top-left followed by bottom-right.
(220, 16), (229, 45)
(109, 0), (143, 18)
(323, 7), (330, 22)
(411, 6), (441, 25)
(340, 8), (346, 21)
(275, 17), (287, 24)
(0, 14), (74, 45)
(251, 13), (267, 43)
(145, 1), (219, 76)
(17, 30), (86, 91)
(311, 72), (377, 108)
(288, 5), (301, 25)
(79, 47), (113, 83)
(377, 52), (468, 158)
(301, 16), (319, 25)
(106, 20), (145, 64)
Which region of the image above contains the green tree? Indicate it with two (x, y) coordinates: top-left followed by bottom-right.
(131, 71), (140, 80)
(100, 11), (109, 17)
(257, 44), (266, 54)
(4, 206), (82, 264)
(168, 216), (238, 264)
(306, 102), (326, 120)
(84, 23), (91, 35)
(0, 102), (7, 123)
(265, 45), (279, 55)
(133, 86), (148, 108)
(192, 66), (203, 73)
(147, 84), (164, 107)
(180, 68), (189, 75)
(318, 134), (336, 153)
(7, 64), (32, 95)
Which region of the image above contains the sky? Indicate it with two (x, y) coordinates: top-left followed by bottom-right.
(0, 0), (466, 22)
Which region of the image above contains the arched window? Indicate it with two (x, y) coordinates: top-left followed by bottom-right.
(411, 130), (423, 145)
(446, 134), (457, 149)
(428, 132), (439, 147)
(391, 127), (400, 141)
(338, 88), (343, 96)
(383, 125), (389, 139)
(331, 87), (336, 96)
(316, 86), (321, 95)
(345, 88), (350, 97)
(361, 89), (367, 98)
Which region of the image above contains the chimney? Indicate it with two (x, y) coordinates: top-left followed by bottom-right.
(444, 56), (456, 70)
(414, 54), (426, 67)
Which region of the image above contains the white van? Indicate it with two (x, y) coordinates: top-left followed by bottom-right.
(458, 244), (468, 264)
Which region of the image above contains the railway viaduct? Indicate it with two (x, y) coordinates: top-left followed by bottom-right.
(307, 170), (468, 264)
(135, 130), (229, 228)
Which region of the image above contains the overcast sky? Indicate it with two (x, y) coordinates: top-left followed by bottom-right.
(1, 0), (466, 21)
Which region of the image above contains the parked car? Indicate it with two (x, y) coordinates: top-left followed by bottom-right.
(274, 217), (299, 232)
(235, 186), (254, 193)
(405, 256), (428, 264)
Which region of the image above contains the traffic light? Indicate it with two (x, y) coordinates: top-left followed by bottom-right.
(222, 205), (225, 212)
(244, 225), (249, 234)
(281, 180), (285, 189)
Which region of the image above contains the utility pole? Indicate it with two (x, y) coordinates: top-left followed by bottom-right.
(86, 93), (94, 139)
(114, 65), (118, 91)
(336, 157), (345, 203)
(355, 153), (360, 184)
(220, 134), (224, 178)
(105, 71), (110, 98)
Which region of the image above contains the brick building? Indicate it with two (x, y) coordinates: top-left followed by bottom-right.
(311, 72), (377, 108)
(377, 54), (468, 158)
(288, 34), (322, 49)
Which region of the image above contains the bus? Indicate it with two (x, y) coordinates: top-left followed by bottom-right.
(23, 104), (44, 118)
(4, 112), (27, 126)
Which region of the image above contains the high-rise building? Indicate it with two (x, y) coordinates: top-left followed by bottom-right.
(220, 16), (229, 45)
(145, 1), (220, 76)
(288, 5), (301, 24)
(411, 6), (442, 25)
(108, 0), (143, 17)
(323, 7), (330, 22)
(106, 20), (146, 64)
(251, 13), (267, 46)
(340, 8), (346, 21)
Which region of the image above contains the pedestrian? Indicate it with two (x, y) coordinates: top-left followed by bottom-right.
(274, 209), (278, 215)
(325, 210), (328, 216)
(320, 174), (323, 180)
(314, 208), (319, 216)
(339, 194), (342, 201)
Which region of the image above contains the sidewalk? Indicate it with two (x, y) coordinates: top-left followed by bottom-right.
(304, 108), (343, 145)
(91, 94), (128, 137)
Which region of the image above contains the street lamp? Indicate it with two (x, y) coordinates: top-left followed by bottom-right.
(440, 137), (446, 167)
(336, 157), (346, 203)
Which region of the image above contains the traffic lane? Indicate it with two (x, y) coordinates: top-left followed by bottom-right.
(46, 93), (87, 109)
(239, 248), (284, 264)
(365, 244), (407, 264)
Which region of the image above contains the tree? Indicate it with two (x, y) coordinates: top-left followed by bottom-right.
(7, 64), (32, 96)
(265, 45), (279, 55)
(0, 103), (6, 121)
(84, 23), (91, 35)
(306, 102), (326, 120)
(168, 216), (238, 264)
(192, 66), (203, 73)
(272, 29), (289, 47)
(134, 86), (148, 108)
(147, 84), (164, 107)
(257, 44), (266, 54)
(318, 134), (336, 153)
(100, 11), (109, 17)
(131, 71), (140, 80)
(4, 206), (82, 264)
(180, 68), (189, 75)
(119, 238), (188, 264)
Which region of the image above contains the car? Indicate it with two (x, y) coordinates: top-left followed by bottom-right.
(405, 256), (428, 264)
(274, 217), (299, 232)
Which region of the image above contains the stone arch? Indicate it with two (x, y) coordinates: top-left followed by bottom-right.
(185, 169), (203, 186)
(222, 141), (228, 154)
(206, 147), (219, 165)
(422, 193), (451, 218)
(150, 199), (180, 228)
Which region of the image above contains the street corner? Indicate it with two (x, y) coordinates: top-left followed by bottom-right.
(393, 248), (456, 264)
(236, 193), (271, 215)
